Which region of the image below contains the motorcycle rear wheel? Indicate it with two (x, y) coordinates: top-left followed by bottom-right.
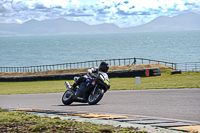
(62, 90), (73, 105)
(88, 88), (104, 105)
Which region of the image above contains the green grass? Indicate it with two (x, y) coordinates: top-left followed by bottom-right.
(111, 69), (200, 90)
(0, 80), (70, 95)
(0, 109), (145, 133)
(0, 68), (199, 95)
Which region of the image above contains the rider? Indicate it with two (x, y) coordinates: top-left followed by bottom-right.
(70, 62), (110, 101)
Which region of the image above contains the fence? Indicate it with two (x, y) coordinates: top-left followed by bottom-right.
(0, 57), (177, 73)
(176, 62), (200, 72)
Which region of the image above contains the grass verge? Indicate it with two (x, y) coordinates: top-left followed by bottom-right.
(111, 68), (200, 90)
(0, 68), (199, 95)
(0, 109), (145, 133)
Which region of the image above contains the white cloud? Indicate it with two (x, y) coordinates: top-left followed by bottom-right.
(0, 0), (199, 27)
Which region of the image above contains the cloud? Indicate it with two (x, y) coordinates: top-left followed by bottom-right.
(0, 0), (200, 27)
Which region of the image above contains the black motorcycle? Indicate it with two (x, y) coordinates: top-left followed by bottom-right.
(62, 74), (110, 105)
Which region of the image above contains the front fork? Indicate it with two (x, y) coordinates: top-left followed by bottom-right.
(92, 85), (98, 96)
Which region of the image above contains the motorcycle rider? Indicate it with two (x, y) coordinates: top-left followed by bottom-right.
(70, 61), (110, 101)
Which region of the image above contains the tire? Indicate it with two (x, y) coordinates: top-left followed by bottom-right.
(88, 88), (104, 105)
(171, 70), (181, 74)
(62, 90), (73, 105)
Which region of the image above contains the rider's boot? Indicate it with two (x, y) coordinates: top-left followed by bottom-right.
(71, 83), (77, 91)
(68, 83), (76, 95)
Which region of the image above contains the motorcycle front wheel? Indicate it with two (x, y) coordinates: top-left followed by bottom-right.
(62, 90), (73, 105)
(88, 88), (104, 105)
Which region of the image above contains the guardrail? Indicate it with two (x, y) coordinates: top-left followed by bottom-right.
(0, 57), (177, 73)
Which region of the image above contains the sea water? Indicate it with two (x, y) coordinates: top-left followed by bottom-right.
(0, 31), (199, 67)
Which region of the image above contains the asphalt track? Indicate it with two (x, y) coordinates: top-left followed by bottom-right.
(0, 88), (200, 122)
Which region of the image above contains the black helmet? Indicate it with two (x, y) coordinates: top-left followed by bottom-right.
(99, 62), (109, 73)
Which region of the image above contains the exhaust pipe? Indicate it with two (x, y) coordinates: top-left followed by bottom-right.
(64, 81), (71, 90)
(65, 81), (74, 95)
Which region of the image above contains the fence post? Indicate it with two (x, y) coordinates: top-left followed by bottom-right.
(185, 63), (187, 72)
(195, 63), (197, 71)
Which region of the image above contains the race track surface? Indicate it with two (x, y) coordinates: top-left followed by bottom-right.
(0, 88), (200, 122)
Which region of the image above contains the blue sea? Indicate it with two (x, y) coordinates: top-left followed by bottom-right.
(0, 31), (200, 67)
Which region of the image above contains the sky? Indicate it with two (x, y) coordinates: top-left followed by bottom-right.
(0, 0), (200, 28)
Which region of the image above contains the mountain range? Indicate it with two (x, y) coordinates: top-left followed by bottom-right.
(0, 12), (199, 36)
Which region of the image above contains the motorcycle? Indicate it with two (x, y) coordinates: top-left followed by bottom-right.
(62, 74), (110, 105)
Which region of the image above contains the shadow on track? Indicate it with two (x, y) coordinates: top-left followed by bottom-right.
(56, 104), (101, 106)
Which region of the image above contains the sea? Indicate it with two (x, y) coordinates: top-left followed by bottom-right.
(0, 30), (200, 67)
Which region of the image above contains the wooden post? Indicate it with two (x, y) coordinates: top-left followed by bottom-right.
(175, 63), (177, 70)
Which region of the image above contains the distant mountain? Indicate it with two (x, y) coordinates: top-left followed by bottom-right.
(0, 18), (121, 36)
(0, 12), (200, 36)
(123, 12), (200, 32)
